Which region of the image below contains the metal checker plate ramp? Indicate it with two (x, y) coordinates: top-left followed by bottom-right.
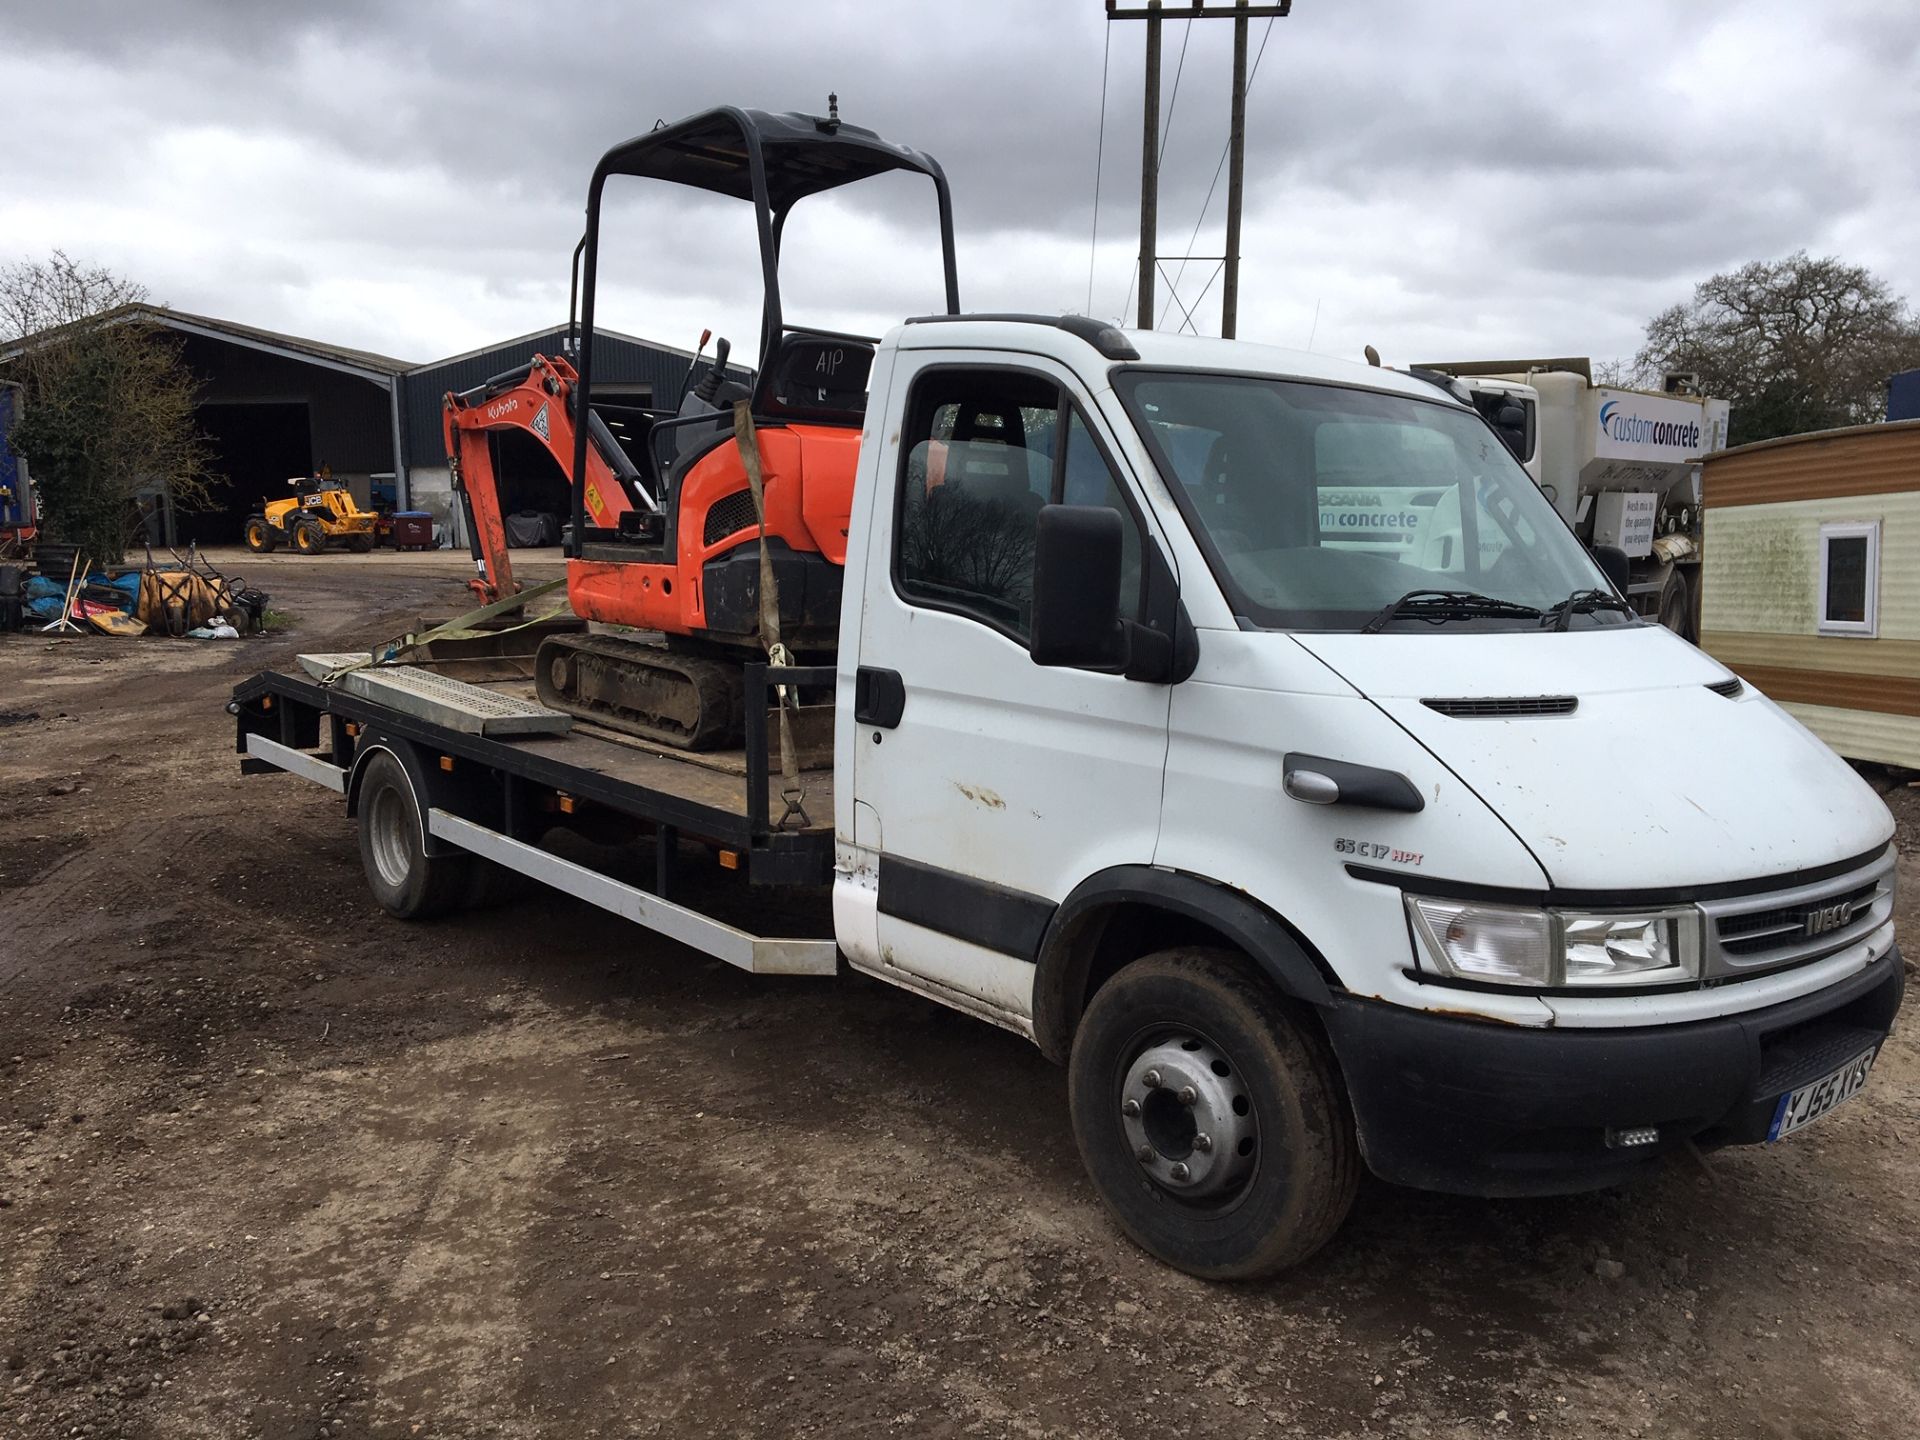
(334, 664), (571, 736)
(296, 652), (375, 681)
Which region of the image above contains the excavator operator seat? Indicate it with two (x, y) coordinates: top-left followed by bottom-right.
(762, 334), (874, 426)
(671, 376), (752, 461)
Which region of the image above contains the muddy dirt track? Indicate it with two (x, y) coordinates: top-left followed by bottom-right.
(1, 549), (1916, 1440)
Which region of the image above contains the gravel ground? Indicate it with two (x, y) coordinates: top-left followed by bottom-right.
(1, 548), (1915, 1440)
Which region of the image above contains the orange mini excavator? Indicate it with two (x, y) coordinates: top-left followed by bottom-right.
(441, 102), (959, 748)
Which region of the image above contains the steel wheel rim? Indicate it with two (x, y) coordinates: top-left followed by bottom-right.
(1118, 1027), (1261, 1208)
(366, 783), (413, 889)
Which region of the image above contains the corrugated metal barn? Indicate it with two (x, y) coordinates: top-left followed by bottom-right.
(3, 306), (752, 549)
(1, 304), (412, 548)
(400, 326), (750, 546)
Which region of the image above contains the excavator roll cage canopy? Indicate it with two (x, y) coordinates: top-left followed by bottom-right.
(569, 102), (961, 555)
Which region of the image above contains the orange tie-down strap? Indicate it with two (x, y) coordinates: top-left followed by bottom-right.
(732, 400), (807, 829)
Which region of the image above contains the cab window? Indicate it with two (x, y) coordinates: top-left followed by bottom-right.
(897, 369), (1145, 640)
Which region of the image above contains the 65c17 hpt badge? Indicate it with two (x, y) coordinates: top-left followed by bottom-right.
(1334, 837), (1423, 866)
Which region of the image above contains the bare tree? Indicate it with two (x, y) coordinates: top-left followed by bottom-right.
(0, 251), (210, 563)
(1634, 251), (1920, 446)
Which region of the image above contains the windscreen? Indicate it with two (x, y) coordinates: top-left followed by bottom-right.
(1116, 372), (1617, 631)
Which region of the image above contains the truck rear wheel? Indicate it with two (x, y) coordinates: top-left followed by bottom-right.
(1068, 947), (1358, 1279)
(1657, 569), (1693, 641)
(243, 516), (277, 553)
(292, 518), (327, 555)
(355, 749), (471, 920)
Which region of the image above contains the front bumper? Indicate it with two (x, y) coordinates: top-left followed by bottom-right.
(1320, 948), (1904, 1197)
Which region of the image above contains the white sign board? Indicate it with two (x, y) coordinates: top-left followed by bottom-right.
(1591, 491), (1660, 558)
(1591, 388), (1710, 463)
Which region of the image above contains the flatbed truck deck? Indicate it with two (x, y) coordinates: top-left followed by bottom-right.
(231, 656), (838, 976)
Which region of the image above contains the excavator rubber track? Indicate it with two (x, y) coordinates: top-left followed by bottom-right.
(534, 633), (745, 751)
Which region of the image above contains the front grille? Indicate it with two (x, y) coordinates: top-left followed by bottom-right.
(1699, 849), (1895, 978)
(703, 490), (760, 547)
(1707, 677), (1744, 699)
(1421, 696), (1578, 718)
(1716, 881), (1880, 955)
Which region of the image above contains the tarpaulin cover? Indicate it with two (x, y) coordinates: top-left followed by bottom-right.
(505, 511), (560, 547)
(26, 569), (144, 621)
(139, 571), (234, 630)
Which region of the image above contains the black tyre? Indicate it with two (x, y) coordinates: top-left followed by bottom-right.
(1068, 947), (1359, 1280)
(292, 518), (327, 555)
(34, 542), (78, 580)
(243, 516), (278, 553)
(347, 534), (374, 553)
(355, 749), (471, 920)
(1657, 569), (1693, 641)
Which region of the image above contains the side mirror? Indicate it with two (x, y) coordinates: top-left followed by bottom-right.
(1591, 544), (1631, 594)
(1031, 504), (1128, 669)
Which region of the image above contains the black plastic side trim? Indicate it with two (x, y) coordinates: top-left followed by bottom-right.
(1344, 840), (1895, 908)
(1283, 752), (1424, 812)
(878, 855), (1055, 961)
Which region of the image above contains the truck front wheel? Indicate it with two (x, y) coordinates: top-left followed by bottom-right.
(1068, 947), (1359, 1279)
(355, 749), (471, 920)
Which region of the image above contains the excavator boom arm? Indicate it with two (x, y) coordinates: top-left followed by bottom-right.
(441, 353), (646, 603)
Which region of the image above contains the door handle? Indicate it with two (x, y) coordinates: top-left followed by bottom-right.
(855, 666), (906, 727)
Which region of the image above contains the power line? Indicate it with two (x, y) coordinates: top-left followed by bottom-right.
(1086, 22), (1114, 315)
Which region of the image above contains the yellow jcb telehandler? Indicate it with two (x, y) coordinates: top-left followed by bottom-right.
(244, 473), (376, 554)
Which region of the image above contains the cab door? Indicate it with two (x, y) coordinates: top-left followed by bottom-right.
(846, 351), (1174, 1030)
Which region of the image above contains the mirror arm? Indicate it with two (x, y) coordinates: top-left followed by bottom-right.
(1120, 604), (1198, 685)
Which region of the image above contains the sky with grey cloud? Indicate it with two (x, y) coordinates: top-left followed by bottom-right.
(3, 1), (1916, 372)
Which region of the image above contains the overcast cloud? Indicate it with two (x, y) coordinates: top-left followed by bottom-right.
(3, 0), (1916, 372)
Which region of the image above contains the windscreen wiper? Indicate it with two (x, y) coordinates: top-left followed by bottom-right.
(1541, 587), (1638, 632)
(1361, 589), (1546, 634)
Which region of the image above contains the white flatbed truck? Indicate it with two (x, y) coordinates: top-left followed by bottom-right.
(234, 316), (1902, 1280)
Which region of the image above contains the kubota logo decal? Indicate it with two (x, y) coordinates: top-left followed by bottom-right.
(1599, 400), (1701, 450)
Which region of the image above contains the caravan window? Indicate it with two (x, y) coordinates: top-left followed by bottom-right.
(1818, 521), (1880, 637)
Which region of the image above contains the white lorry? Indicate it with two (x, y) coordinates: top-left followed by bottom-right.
(1414, 359), (1731, 637)
(234, 317), (1902, 1278)
(231, 110), (1900, 1280)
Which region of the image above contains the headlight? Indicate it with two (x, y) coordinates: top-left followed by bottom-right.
(1407, 897), (1698, 988)
(1407, 898), (1555, 984)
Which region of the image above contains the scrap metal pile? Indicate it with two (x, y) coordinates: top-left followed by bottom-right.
(0, 543), (266, 639)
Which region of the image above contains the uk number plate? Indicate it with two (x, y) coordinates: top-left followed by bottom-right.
(1768, 1046), (1878, 1141)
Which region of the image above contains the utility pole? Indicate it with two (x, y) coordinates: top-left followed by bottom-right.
(1221, 2), (1248, 338)
(1105, 0), (1291, 335)
(1137, 2), (1162, 330)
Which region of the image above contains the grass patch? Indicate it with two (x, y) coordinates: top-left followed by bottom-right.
(260, 609), (296, 634)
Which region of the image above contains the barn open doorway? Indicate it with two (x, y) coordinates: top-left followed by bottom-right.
(188, 402), (314, 547)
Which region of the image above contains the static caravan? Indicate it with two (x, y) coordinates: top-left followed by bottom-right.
(1701, 418), (1920, 768)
